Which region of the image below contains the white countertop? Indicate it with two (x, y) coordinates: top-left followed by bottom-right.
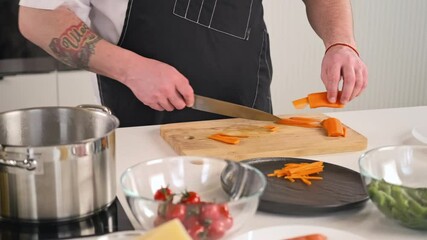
(114, 106), (427, 239)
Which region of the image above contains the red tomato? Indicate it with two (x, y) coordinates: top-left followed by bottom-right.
(185, 203), (202, 217)
(218, 204), (230, 218)
(180, 191), (201, 204)
(165, 203), (186, 221)
(183, 215), (200, 229)
(154, 186), (173, 201)
(200, 203), (230, 220)
(206, 217), (233, 239)
(222, 216), (233, 230)
(187, 223), (206, 240)
(206, 219), (227, 240)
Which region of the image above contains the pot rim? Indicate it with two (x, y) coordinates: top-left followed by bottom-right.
(0, 105), (120, 148)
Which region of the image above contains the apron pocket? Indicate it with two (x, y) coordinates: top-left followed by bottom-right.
(173, 0), (254, 40)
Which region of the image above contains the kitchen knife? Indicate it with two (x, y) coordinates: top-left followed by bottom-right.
(191, 94), (281, 121)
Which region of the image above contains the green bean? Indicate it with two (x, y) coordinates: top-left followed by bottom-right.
(367, 179), (427, 230)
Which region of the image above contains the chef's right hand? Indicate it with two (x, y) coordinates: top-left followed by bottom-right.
(122, 56), (194, 112)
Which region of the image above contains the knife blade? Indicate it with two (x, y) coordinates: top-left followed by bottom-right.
(191, 95), (281, 121)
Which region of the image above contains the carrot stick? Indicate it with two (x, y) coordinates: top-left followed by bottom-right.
(217, 133), (249, 138)
(285, 233), (327, 240)
(301, 177), (312, 185)
(321, 117), (345, 137)
(264, 125), (278, 132)
(292, 97), (309, 109)
(267, 161), (324, 185)
(208, 134), (240, 145)
(292, 92), (345, 109)
(276, 118), (321, 128)
(285, 176), (323, 180)
(307, 92), (345, 108)
(289, 116), (321, 123)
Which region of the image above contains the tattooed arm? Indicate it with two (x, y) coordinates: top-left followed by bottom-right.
(18, 6), (194, 111)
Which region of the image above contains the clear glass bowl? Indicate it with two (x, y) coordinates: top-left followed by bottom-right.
(121, 156), (266, 239)
(359, 145), (427, 230)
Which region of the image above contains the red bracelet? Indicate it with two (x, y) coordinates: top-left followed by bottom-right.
(325, 43), (360, 57)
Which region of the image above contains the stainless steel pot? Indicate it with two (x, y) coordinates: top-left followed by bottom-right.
(0, 105), (119, 222)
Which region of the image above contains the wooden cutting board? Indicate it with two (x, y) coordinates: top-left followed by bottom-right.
(160, 114), (367, 161)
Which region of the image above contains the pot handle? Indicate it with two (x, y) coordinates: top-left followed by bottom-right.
(0, 158), (37, 170)
(77, 104), (112, 115)
(0, 145), (37, 171)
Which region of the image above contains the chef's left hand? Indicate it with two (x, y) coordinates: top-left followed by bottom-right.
(321, 45), (368, 104)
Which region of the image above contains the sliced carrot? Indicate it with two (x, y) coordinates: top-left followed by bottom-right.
(292, 91), (345, 109)
(264, 125), (278, 132)
(301, 177), (312, 185)
(307, 92), (345, 108)
(286, 233), (328, 240)
(287, 161), (323, 174)
(292, 97), (309, 109)
(321, 117), (346, 137)
(208, 134), (240, 145)
(285, 176), (323, 180)
(217, 133), (249, 138)
(289, 116), (321, 123)
(267, 161), (324, 185)
(276, 118), (321, 128)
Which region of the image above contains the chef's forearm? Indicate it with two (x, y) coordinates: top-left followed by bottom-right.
(18, 5), (133, 83)
(302, 0), (356, 48)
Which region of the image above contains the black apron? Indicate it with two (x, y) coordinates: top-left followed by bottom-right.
(97, 0), (273, 127)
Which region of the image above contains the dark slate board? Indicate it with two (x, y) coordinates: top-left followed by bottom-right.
(241, 157), (369, 215)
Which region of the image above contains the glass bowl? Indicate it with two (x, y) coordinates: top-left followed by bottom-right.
(359, 145), (427, 230)
(121, 156), (267, 239)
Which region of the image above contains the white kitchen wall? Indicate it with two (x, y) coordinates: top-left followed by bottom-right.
(0, 72), (58, 112)
(0, 70), (97, 112)
(264, 0), (427, 115)
(57, 70), (99, 106)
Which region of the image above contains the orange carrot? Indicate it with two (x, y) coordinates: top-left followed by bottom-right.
(307, 92), (345, 108)
(218, 133), (249, 138)
(289, 116), (321, 123)
(292, 97), (309, 109)
(285, 233), (327, 240)
(267, 161), (324, 185)
(276, 118), (321, 128)
(208, 134), (240, 145)
(321, 117), (346, 137)
(292, 92), (345, 109)
(264, 125), (278, 132)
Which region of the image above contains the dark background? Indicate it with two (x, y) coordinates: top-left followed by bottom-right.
(0, 0), (73, 77)
(0, 0), (49, 60)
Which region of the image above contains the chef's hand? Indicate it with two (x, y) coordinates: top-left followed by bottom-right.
(122, 56), (194, 112)
(320, 45), (368, 104)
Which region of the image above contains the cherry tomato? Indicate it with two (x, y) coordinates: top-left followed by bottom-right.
(165, 203), (186, 221)
(221, 216), (233, 231)
(200, 203), (230, 220)
(206, 219), (227, 240)
(154, 186), (173, 201)
(185, 202), (202, 217)
(218, 204), (230, 218)
(180, 191), (201, 204)
(183, 215), (201, 229)
(187, 223), (206, 240)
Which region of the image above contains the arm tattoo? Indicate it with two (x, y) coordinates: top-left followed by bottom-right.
(49, 22), (101, 69)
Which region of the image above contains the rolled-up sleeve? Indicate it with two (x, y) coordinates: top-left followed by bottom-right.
(19, 0), (92, 25)
(19, 0), (66, 10)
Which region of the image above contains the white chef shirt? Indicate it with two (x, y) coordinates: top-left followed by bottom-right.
(19, 0), (129, 44)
